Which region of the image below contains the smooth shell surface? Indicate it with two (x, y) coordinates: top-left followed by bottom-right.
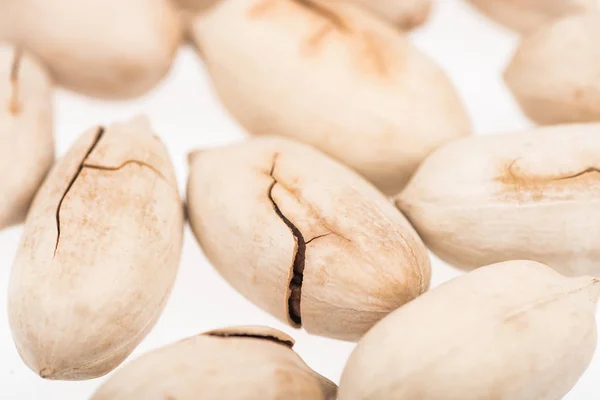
(187, 137), (431, 341)
(505, 11), (600, 124)
(467, 0), (595, 33)
(0, 45), (53, 229)
(339, 260), (600, 400)
(0, 0), (182, 99)
(8, 117), (184, 380)
(91, 326), (337, 400)
(396, 123), (600, 276)
(191, 0), (470, 195)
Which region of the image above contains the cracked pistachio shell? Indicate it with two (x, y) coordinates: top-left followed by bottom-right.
(91, 326), (337, 400)
(0, 45), (53, 229)
(467, 0), (595, 33)
(187, 136), (431, 341)
(8, 116), (184, 380)
(396, 123), (600, 276)
(190, 0), (471, 195)
(0, 0), (181, 99)
(339, 260), (600, 400)
(505, 11), (600, 124)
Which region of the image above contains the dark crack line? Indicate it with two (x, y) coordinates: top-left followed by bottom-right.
(292, 0), (349, 31)
(306, 232), (332, 244)
(554, 167), (600, 181)
(9, 48), (22, 114)
(267, 154), (305, 327)
(54, 127), (105, 257)
(207, 332), (294, 348)
(83, 160), (170, 185)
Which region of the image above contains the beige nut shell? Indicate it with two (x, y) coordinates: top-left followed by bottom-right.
(8, 117), (184, 380)
(190, 0), (470, 195)
(467, 0), (595, 34)
(0, 45), (53, 229)
(505, 11), (600, 124)
(91, 326), (337, 400)
(339, 260), (600, 400)
(187, 136), (430, 341)
(397, 123), (600, 276)
(0, 0), (182, 99)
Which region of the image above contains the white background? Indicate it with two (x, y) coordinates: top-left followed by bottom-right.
(1, 1), (598, 398)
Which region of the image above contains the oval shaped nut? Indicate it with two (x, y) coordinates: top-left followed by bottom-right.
(339, 260), (600, 400)
(0, 45), (53, 229)
(187, 137), (431, 341)
(0, 0), (181, 99)
(8, 116), (184, 380)
(91, 326), (337, 400)
(336, 0), (432, 30)
(396, 123), (600, 276)
(467, 0), (595, 34)
(190, 0), (471, 195)
(505, 11), (600, 124)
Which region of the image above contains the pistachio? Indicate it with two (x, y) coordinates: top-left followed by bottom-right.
(91, 326), (337, 400)
(505, 11), (600, 124)
(187, 136), (431, 341)
(0, 45), (53, 229)
(0, 0), (182, 99)
(467, 0), (595, 34)
(190, 0), (471, 195)
(339, 260), (600, 400)
(8, 116), (184, 380)
(396, 123), (600, 276)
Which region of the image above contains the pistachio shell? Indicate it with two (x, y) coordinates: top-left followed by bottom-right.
(0, 0), (182, 99)
(504, 11), (600, 124)
(0, 45), (53, 229)
(396, 123), (600, 276)
(467, 0), (595, 33)
(8, 116), (184, 380)
(187, 136), (431, 341)
(339, 260), (600, 400)
(91, 326), (337, 400)
(190, 0), (470, 195)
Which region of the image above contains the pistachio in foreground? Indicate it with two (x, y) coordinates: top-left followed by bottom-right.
(505, 11), (600, 124)
(466, 0), (595, 34)
(0, 0), (182, 99)
(339, 260), (600, 400)
(187, 136), (431, 341)
(8, 116), (184, 380)
(0, 44), (53, 230)
(396, 123), (600, 276)
(91, 326), (337, 400)
(190, 0), (470, 195)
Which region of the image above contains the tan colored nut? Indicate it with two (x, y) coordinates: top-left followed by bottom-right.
(187, 136), (431, 341)
(396, 123), (600, 276)
(8, 116), (184, 380)
(504, 11), (600, 124)
(0, 0), (182, 99)
(0, 45), (53, 229)
(467, 0), (595, 34)
(91, 326), (337, 400)
(190, 0), (471, 195)
(339, 260), (600, 400)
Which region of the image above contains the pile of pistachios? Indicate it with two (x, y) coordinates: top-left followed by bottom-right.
(2, 0), (600, 398)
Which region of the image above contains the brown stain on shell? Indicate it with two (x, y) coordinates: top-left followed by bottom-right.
(246, 0), (393, 78)
(496, 158), (600, 203)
